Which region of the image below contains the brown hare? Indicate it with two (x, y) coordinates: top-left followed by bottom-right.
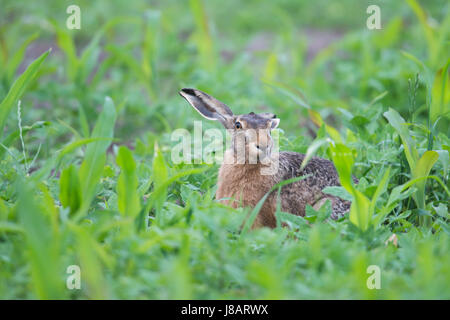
(179, 88), (354, 228)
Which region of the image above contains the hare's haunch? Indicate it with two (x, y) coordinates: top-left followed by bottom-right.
(179, 88), (354, 228)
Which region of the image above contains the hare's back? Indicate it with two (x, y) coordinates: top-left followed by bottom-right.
(276, 151), (347, 217)
(278, 151), (341, 189)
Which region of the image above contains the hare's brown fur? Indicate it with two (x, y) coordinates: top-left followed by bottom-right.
(180, 88), (355, 228)
(217, 151), (352, 228)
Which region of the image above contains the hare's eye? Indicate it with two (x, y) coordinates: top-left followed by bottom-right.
(235, 122), (242, 129)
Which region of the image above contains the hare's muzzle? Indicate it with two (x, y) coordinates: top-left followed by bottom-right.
(255, 130), (274, 160)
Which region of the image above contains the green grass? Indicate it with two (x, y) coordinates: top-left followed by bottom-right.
(0, 0), (449, 299)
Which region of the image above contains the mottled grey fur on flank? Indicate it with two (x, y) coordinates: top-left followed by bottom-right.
(277, 152), (355, 220)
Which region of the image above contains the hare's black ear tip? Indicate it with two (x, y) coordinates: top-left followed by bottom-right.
(180, 88), (196, 96)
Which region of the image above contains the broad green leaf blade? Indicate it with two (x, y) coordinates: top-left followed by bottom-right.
(406, 0), (438, 64)
(412, 150), (439, 209)
(116, 146), (141, 218)
(0, 49), (50, 138)
(57, 137), (113, 161)
(349, 190), (371, 232)
(52, 21), (79, 81)
(300, 138), (331, 170)
(143, 167), (206, 229)
(141, 10), (161, 97)
(263, 80), (311, 110)
(189, 0), (215, 69)
(79, 30), (104, 83)
(151, 143), (168, 220)
(322, 186), (353, 202)
(430, 60), (450, 124)
(384, 108), (419, 169)
(0, 121), (50, 158)
(31, 137), (111, 182)
(68, 223), (108, 299)
(6, 32), (40, 83)
(78, 97), (117, 216)
(369, 168), (391, 216)
(329, 143), (354, 191)
(329, 142), (372, 231)
(59, 165), (82, 215)
(17, 180), (64, 299)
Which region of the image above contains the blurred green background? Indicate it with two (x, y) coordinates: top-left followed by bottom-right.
(0, 0), (449, 299)
(1, 0), (448, 140)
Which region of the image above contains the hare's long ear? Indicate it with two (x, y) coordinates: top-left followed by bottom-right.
(259, 112), (279, 129)
(270, 118), (280, 129)
(179, 88), (234, 128)
(260, 112), (277, 119)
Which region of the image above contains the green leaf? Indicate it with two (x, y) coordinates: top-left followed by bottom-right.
(58, 137), (113, 161)
(17, 179), (64, 299)
(322, 186), (353, 202)
(430, 60), (450, 124)
(0, 121), (50, 158)
(67, 223), (108, 299)
(329, 142), (372, 231)
(300, 138), (331, 171)
(0, 222), (24, 233)
(52, 21), (79, 80)
(433, 203), (448, 218)
(263, 80), (311, 110)
(79, 30), (104, 83)
(328, 143), (354, 191)
(143, 167), (206, 229)
(384, 108), (419, 169)
(406, 0), (438, 64)
(77, 97), (117, 217)
(412, 150), (439, 209)
(6, 32), (40, 83)
(141, 10), (161, 97)
(189, 0), (215, 69)
(349, 189), (371, 232)
(116, 146), (141, 219)
(59, 165), (82, 215)
(368, 168), (391, 217)
(305, 200), (332, 222)
(31, 137), (112, 182)
(0, 49), (51, 138)
(373, 18), (402, 49)
(151, 143), (169, 221)
(278, 211), (309, 229)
